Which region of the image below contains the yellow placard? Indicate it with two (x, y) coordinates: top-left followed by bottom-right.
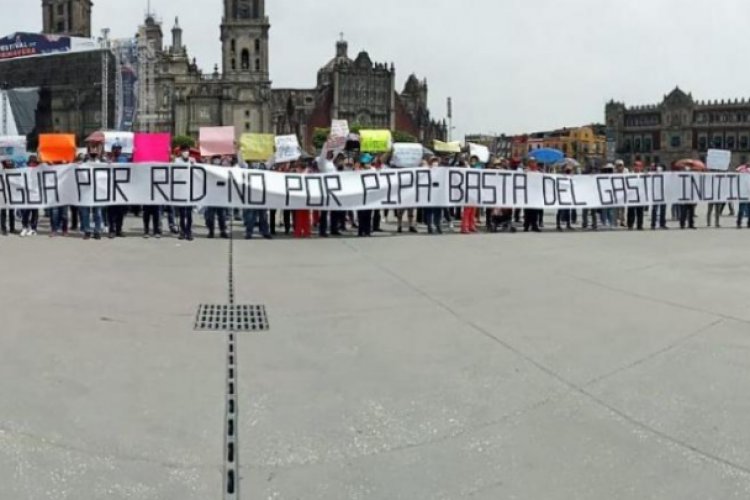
(359, 130), (392, 153)
(239, 133), (274, 161)
(433, 140), (462, 153)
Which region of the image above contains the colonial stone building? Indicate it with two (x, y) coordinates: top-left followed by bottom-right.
(271, 38), (447, 150)
(42, 0), (92, 38)
(135, 0), (272, 137)
(606, 87), (750, 167)
(8, 0), (444, 151)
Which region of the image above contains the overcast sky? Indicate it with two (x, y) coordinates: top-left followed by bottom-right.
(5, 0), (750, 139)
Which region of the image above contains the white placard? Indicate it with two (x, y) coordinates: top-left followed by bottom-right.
(707, 149), (731, 171)
(330, 120), (349, 140)
(104, 132), (135, 154)
(391, 143), (424, 168)
(469, 143), (490, 163)
(274, 135), (302, 163)
(0, 135), (27, 161)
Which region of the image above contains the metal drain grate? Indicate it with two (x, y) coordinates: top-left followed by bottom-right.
(194, 304), (269, 332)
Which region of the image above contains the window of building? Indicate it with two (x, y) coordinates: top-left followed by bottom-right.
(634, 138), (642, 152)
(231, 58), (236, 70)
(245, 110), (250, 117)
(255, 39), (260, 53)
(255, 58), (260, 71)
(241, 49), (250, 70)
(56, 21), (65, 32)
(727, 136), (736, 150)
(231, 39), (236, 53)
(740, 136), (749, 151)
(671, 136), (681, 148)
(245, 122), (250, 131)
(713, 136), (723, 148)
(644, 137), (652, 152)
(698, 136), (708, 151)
(57, 4), (64, 14)
(624, 138), (632, 152)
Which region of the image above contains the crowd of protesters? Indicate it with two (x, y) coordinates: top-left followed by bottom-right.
(2, 146), (750, 241)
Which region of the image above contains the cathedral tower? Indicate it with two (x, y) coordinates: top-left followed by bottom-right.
(221, 0), (270, 81)
(42, 0), (93, 38)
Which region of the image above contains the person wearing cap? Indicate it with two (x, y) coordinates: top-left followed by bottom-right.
(106, 144), (128, 238)
(0, 160), (16, 236)
(204, 155), (229, 239)
(174, 145), (195, 241)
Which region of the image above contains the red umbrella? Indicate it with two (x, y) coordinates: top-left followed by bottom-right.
(673, 159), (707, 171)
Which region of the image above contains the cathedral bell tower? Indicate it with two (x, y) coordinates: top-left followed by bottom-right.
(221, 0), (270, 81)
(42, 0), (93, 38)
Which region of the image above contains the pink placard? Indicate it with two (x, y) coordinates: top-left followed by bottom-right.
(199, 126), (236, 157)
(133, 133), (171, 162)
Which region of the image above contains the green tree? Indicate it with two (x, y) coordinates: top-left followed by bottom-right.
(172, 135), (195, 150)
(392, 130), (418, 143)
(312, 128), (330, 150)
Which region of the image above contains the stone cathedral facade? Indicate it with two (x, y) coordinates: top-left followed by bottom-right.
(31, 0), (445, 150)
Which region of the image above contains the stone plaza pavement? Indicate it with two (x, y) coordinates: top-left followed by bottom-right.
(1, 218), (749, 499)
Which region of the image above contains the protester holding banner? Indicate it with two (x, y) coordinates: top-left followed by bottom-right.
(292, 161), (312, 238)
(204, 156), (230, 239)
(422, 158), (443, 235)
(175, 145), (195, 241)
(648, 165), (669, 230)
(78, 152), (104, 240)
(105, 144), (128, 238)
(0, 160), (16, 235)
(524, 160), (543, 233)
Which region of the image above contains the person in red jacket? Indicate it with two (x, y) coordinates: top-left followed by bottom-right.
(293, 161), (312, 238)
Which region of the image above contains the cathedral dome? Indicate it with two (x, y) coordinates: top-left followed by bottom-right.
(318, 37), (352, 86)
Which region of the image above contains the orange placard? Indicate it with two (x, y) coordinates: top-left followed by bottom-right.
(38, 134), (76, 164)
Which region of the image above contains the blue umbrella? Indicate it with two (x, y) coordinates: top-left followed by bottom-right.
(529, 148), (564, 164)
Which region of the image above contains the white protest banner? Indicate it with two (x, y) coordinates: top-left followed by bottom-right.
(274, 135), (302, 163)
(391, 143), (424, 168)
(707, 149), (731, 171)
(469, 143), (490, 163)
(104, 132), (134, 155)
(1, 166), (750, 211)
